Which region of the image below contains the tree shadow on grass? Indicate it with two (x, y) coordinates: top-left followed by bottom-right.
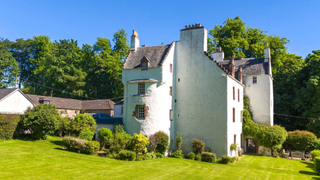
(50, 140), (63, 146)
(299, 170), (317, 176)
(301, 161), (315, 170)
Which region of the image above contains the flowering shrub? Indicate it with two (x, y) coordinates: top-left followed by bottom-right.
(129, 132), (149, 155)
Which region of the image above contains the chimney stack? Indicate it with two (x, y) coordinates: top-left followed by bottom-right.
(239, 67), (243, 83)
(213, 47), (224, 62)
(131, 30), (139, 51)
(230, 57), (235, 77)
(264, 48), (270, 63)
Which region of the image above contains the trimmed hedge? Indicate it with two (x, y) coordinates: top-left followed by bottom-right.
(315, 157), (320, 175)
(85, 141), (100, 154)
(0, 114), (20, 140)
(201, 152), (216, 162)
(63, 136), (100, 154)
(311, 150), (320, 161)
(219, 155), (231, 164)
(283, 130), (317, 151)
(118, 150), (136, 161)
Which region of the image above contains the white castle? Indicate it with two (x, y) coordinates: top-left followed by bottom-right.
(121, 24), (273, 157)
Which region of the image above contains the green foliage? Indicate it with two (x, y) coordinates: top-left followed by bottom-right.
(149, 134), (159, 152)
(79, 128), (94, 141)
(69, 114), (96, 137)
(204, 147), (211, 152)
(129, 132), (149, 155)
(155, 152), (165, 158)
(238, 147), (242, 157)
(315, 157), (320, 175)
(230, 144), (237, 152)
(243, 108), (287, 149)
(20, 104), (60, 139)
(176, 132), (183, 150)
(113, 124), (125, 134)
(98, 128), (113, 149)
(154, 131), (169, 154)
(109, 132), (131, 153)
(195, 154), (201, 161)
(201, 152), (216, 163)
(192, 138), (205, 155)
(0, 114), (21, 140)
(230, 157), (238, 163)
(118, 150), (136, 161)
(84, 141), (100, 154)
(56, 117), (70, 137)
(63, 136), (87, 153)
(311, 150), (320, 161)
(283, 130), (317, 151)
(219, 155), (231, 164)
(170, 150), (184, 159)
(188, 152), (195, 160)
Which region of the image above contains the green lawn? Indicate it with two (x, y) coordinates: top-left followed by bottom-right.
(0, 136), (319, 180)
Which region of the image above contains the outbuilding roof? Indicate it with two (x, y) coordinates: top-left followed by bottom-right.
(123, 43), (173, 69)
(220, 57), (269, 76)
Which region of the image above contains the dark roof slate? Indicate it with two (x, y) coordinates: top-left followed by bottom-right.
(95, 117), (123, 125)
(219, 58), (269, 76)
(0, 88), (17, 100)
(123, 44), (172, 69)
(82, 99), (115, 110)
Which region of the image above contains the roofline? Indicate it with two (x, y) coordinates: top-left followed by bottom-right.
(180, 26), (207, 32)
(0, 89), (36, 106)
(159, 41), (175, 66)
(227, 75), (245, 87)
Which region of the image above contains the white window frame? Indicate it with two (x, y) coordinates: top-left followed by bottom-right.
(138, 83), (145, 95)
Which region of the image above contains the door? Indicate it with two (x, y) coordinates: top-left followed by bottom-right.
(246, 138), (257, 154)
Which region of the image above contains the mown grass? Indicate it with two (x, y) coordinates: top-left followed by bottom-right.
(0, 136), (318, 180)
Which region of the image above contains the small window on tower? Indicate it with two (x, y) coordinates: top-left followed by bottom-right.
(170, 64), (173, 73)
(138, 83), (145, 95)
(253, 76), (257, 84)
(138, 106), (145, 119)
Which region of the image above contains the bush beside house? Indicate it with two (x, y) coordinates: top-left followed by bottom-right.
(283, 130), (318, 151)
(0, 114), (21, 140)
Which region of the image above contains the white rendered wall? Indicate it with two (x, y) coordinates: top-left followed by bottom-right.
(226, 76), (244, 157)
(122, 46), (174, 138)
(0, 90), (33, 114)
(114, 105), (123, 117)
(174, 27), (229, 157)
(243, 75), (273, 126)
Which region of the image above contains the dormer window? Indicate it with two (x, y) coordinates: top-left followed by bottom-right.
(140, 56), (150, 71)
(141, 62), (148, 70)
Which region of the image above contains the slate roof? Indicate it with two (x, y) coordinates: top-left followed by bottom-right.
(82, 99), (115, 110)
(0, 88), (17, 100)
(123, 43), (174, 69)
(26, 94), (115, 110)
(219, 57), (269, 76)
(115, 99), (123, 105)
(95, 117), (123, 125)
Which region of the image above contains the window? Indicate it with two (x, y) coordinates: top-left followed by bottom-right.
(240, 111), (243, 122)
(121, 107), (123, 115)
(170, 109), (172, 121)
(253, 76), (257, 84)
(138, 106), (145, 119)
(141, 62), (148, 70)
(170, 86), (172, 96)
(234, 134), (236, 144)
(233, 86), (235, 100)
(138, 83), (145, 95)
(170, 64), (173, 73)
(233, 108), (235, 122)
(238, 89), (240, 102)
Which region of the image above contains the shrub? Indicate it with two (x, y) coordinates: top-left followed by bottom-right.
(0, 114), (21, 140)
(243, 109), (287, 149)
(142, 153), (153, 160)
(176, 132), (183, 150)
(110, 132), (131, 153)
(192, 139), (205, 155)
(283, 130), (317, 151)
(230, 143), (237, 155)
(84, 141), (100, 154)
(56, 117), (70, 137)
(149, 134), (160, 152)
(230, 157), (238, 163)
(315, 157), (320, 175)
(154, 131), (169, 155)
(195, 154), (201, 161)
(129, 132), (149, 155)
(156, 152), (165, 158)
(69, 114), (96, 136)
(79, 128), (94, 141)
(20, 105), (60, 139)
(118, 150), (136, 161)
(188, 152), (195, 160)
(204, 147), (211, 152)
(201, 152), (216, 163)
(98, 128), (113, 149)
(148, 152), (157, 159)
(113, 124), (125, 134)
(170, 150), (184, 158)
(311, 150), (320, 161)
(219, 155), (231, 164)
(63, 136), (87, 153)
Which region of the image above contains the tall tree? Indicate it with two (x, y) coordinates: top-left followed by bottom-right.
(0, 38), (19, 88)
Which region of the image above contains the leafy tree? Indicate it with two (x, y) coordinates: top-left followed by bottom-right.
(109, 132), (131, 153)
(79, 127), (94, 141)
(20, 104), (60, 139)
(113, 124), (125, 134)
(0, 38), (19, 88)
(56, 117), (70, 137)
(283, 130), (317, 151)
(98, 128), (113, 149)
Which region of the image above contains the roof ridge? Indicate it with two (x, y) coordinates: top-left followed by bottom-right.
(26, 94), (82, 101)
(203, 51), (230, 75)
(159, 41), (175, 66)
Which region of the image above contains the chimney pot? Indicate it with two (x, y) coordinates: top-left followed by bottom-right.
(185, 25), (188, 29)
(130, 30), (140, 50)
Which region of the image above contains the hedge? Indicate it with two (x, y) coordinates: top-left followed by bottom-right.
(0, 114), (21, 140)
(118, 150), (136, 161)
(311, 150), (320, 161)
(315, 157), (320, 175)
(63, 136), (100, 154)
(283, 130), (317, 151)
(201, 152), (216, 162)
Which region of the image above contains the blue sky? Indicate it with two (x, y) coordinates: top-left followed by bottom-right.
(1, 0), (319, 59)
